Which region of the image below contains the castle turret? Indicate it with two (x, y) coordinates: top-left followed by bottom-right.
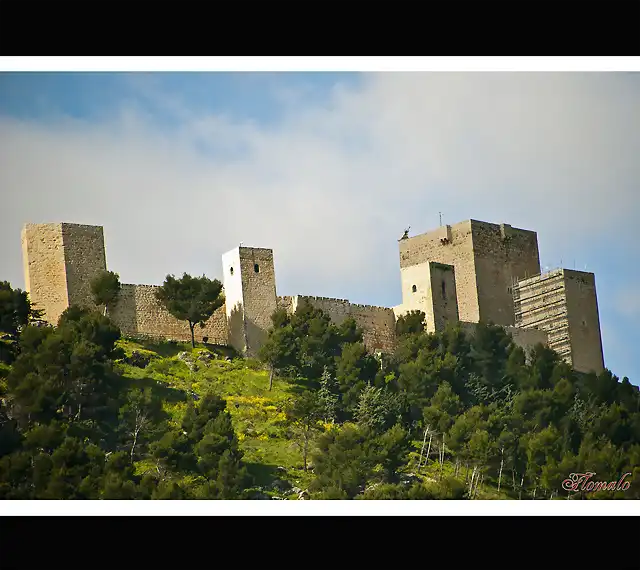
(21, 223), (106, 325)
(221, 246), (278, 356)
(513, 268), (604, 374)
(396, 260), (459, 333)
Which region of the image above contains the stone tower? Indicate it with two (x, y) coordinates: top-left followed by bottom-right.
(399, 220), (541, 326)
(513, 269), (604, 374)
(21, 223), (107, 325)
(221, 246), (278, 356)
(396, 260), (459, 333)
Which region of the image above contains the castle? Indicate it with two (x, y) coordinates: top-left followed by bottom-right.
(20, 219), (605, 375)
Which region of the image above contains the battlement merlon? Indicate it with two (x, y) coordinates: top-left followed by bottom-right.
(517, 268), (597, 289)
(399, 219), (539, 262)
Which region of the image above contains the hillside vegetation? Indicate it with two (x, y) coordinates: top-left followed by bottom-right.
(1, 280), (639, 500)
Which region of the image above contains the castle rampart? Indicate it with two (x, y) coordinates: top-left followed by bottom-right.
(108, 284), (228, 344)
(20, 217), (605, 374)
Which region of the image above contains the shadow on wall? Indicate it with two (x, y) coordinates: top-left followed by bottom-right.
(107, 284), (139, 337)
(227, 301), (273, 358)
(227, 302), (246, 354)
(244, 317), (268, 359)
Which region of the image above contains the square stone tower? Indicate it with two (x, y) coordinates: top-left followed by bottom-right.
(399, 220), (541, 326)
(513, 268), (604, 374)
(21, 223), (107, 325)
(396, 260), (459, 333)
(221, 246), (278, 356)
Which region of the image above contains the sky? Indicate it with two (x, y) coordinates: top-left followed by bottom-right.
(1, 67), (638, 384)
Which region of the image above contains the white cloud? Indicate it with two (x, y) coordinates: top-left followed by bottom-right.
(1, 72), (639, 315)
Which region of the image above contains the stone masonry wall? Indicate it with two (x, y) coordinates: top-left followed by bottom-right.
(109, 284), (228, 344)
(427, 262), (459, 333)
(470, 220), (540, 326)
(563, 270), (605, 374)
(238, 248), (278, 356)
(294, 295), (352, 324)
(398, 262), (434, 322)
(293, 295), (397, 353)
(460, 321), (548, 359)
(349, 304), (397, 353)
(277, 296), (294, 313)
(62, 223), (107, 313)
(21, 223), (69, 325)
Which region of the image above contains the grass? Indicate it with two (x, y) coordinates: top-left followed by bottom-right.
(115, 337), (313, 495)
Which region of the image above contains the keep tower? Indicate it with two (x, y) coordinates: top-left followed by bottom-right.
(21, 223), (106, 325)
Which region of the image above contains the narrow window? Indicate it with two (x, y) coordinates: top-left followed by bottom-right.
(254, 263), (260, 273)
(230, 267), (234, 276)
(412, 285), (417, 293)
(441, 281), (446, 299)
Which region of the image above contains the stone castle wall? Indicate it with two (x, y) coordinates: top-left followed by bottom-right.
(25, 218), (609, 372)
(349, 303), (397, 353)
(288, 295), (397, 353)
(459, 321), (548, 358)
(108, 284), (228, 345)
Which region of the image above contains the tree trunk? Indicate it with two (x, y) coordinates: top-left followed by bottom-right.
(438, 435), (445, 480)
(425, 433), (433, 469)
(418, 426), (429, 469)
(268, 367), (274, 391)
(303, 434), (308, 472)
(475, 475), (483, 499)
(497, 447), (504, 493)
(189, 322), (196, 348)
(519, 474), (524, 500)
(131, 427), (140, 463)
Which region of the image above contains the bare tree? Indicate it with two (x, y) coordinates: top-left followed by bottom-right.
(119, 388), (157, 463)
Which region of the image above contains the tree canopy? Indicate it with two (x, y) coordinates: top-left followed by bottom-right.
(155, 273), (224, 348)
(90, 270), (121, 316)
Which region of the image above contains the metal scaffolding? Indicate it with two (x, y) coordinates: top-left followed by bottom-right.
(512, 269), (572, 366)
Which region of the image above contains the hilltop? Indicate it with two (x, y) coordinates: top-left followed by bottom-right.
(1, 287), (638, 500)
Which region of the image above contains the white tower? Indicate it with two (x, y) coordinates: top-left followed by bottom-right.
(221, 246), (278, 356)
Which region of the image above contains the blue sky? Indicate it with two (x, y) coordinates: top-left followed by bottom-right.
(1, 71), (638, 384)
